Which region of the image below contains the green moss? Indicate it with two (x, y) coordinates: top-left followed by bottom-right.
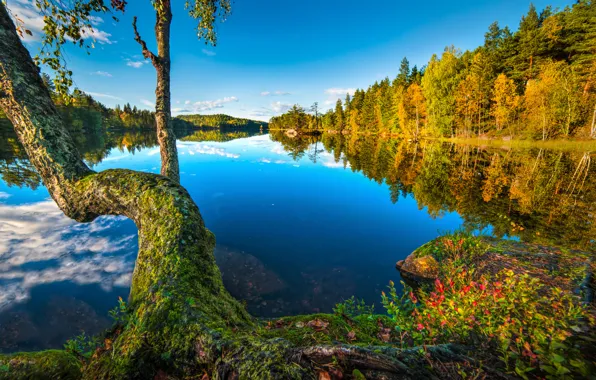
(0, 350), (81, 380)
(253, 313), (395, 347)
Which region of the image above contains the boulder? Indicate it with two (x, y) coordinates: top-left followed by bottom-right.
(396, 255), (439, 286)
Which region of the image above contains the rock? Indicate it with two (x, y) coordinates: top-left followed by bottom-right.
(396, 255), (439, 286)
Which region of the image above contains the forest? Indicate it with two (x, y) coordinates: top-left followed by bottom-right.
(270, 2), (596, 141)
(176, 113), (267, 130)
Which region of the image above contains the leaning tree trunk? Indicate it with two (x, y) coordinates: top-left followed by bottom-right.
(0, 4), (487, 379)
(133, 0), (180, 183)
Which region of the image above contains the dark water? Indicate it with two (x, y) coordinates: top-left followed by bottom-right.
(0, 124), (594, 352)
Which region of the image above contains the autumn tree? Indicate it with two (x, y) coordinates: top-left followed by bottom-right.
(455, 73), (482, 137)
(491, 73), (520, 132)
(524, 61), (582, 139)
(408, 83), (426, 138)
(422, 48), (462, 136)
(397, 84), (426, 138)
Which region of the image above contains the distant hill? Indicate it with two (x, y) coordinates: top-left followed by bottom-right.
(174, 114), (268, 130)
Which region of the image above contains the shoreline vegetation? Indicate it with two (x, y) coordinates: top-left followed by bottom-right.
(270, 126), (596, 151)
(270, 2), (596, 142)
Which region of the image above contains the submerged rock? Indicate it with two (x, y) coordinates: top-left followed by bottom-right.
(396, 255), (439, 286)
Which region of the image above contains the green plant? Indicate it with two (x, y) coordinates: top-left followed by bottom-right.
(108, 296), (129, 324)
(64, 332), (100, 358)
(426, 232), (489, 264)
(333, 296), (375, 318)
(382, 269), (591, 379)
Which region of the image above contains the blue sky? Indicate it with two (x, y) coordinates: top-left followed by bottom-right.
(9, 0), (573, 121)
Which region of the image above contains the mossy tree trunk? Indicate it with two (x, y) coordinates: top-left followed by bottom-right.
(0, 4), (480, 379)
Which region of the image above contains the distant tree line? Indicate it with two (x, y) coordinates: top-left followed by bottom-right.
(176, 113), (267, 130)
(1, 78), (265, 135)
(271, 2), (596, 140)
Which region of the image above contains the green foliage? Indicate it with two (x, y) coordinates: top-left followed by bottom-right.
(383, 235), (593, 379)
(64, 333), (100, 359)
(108, 296), (129, 324)
(333, 296), (375, 318)
(185, 0), (231, 46)
(415, 232), (489, 264)
(175, 114), (266, 130)
(269, 105), (315, 130)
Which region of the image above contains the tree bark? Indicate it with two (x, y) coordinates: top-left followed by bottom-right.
(0, 4), (492, 379)
(133, 1), (180, 183)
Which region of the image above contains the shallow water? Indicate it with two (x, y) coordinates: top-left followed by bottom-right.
(0, 127), (594, 352)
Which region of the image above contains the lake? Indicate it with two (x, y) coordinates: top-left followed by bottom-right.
(0, 125), (594, 353)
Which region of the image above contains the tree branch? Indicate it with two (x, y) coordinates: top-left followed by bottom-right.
(132, 16), (159, 68)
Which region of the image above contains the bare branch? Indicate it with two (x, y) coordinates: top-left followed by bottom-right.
(132, 16), (159, 68)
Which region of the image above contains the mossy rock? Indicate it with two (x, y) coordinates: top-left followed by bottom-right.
(396, 255), (439, 286)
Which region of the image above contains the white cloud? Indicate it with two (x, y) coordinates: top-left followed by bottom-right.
(261, 91), (291, 96)
(271, 101), (292, 113)
(202, 49), (216, 57)
(0, 192), (11, 200)
(250, 109), (274, 118)
(172, 107), (190, 113)
(80, 27), (113, 45)
(325, 88), (356, 96)
(140, 99), (155, 108)
(86, 92), (123, 101)
(88, 15), (104, 26)
(126, 59), (148, 68)
(271, 145), (286, 155)
(180, 143), (240, 159)
(324, 88), (356, 109)
(176, 97), (239, 114)
(92, 71), (112, 77)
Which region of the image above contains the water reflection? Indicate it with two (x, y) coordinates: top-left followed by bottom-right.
(271, 130), (596, 249)
(0, 123), (594, 353)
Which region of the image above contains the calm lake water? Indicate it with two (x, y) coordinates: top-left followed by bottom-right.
(0, 125), (594, 352)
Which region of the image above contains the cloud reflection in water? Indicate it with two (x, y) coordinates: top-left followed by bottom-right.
(0, 200), (137, 311)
